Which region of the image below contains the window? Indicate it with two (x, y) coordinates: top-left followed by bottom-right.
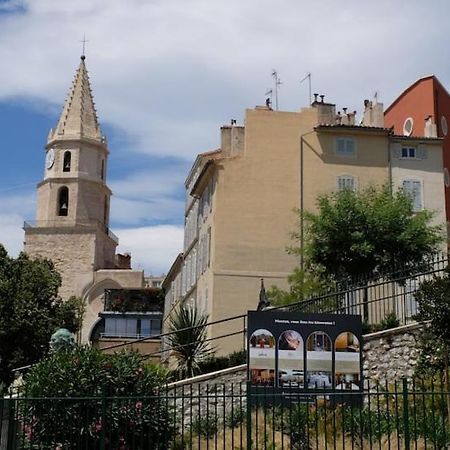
(335, 138), (355, 157)
(401, 146), (416, 158)
(402, 179), (423, 211)
(101, 160), (105, 180)
(403, 117), (414, 136)
(104, 318), (137, 338)
(140, 319), (161, 337)
(337, 175), (356, 191)
(58, 186), (69, 216)
(63, 151), (71, 172)
(441, 116), (448, 136)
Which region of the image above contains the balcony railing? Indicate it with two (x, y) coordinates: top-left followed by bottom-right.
(24, 219), (119, 244)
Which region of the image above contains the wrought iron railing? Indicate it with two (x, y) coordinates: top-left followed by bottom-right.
(2, 378), (450, 449)
(103, 254), (449, 360)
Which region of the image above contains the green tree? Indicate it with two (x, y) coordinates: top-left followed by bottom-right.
(299, 185), (442, 281)
(166, 303), (212, 378)
(269, 185), (442, 309)
(414, 270), (450, 424)
(0, 244), (80, 389)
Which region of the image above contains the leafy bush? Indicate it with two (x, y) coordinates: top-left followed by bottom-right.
(21, 346), (174, 449)
(225, 406), (246, 428)
(274, 403), (312, 450)
(197, 350), (246, 375)
(190, 414), (219, 438)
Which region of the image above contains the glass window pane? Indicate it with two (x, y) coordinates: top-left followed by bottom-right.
(125, 319), (137, 337)
(151, 319), (161, 335)
(115, 318), (127, 336)
(141, 319), (151, 336)
(105, 318), (115, 335)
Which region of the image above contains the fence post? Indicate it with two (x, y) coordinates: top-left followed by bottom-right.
(246, 381), (252, 450)
(402, 378), (410, 450)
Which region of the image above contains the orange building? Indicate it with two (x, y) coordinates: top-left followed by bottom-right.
(385, 75), (450, 223)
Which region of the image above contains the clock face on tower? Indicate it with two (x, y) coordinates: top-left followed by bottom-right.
(46, 148), (55, 169)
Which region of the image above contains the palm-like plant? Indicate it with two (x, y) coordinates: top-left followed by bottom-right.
(166, 303), (212, 378)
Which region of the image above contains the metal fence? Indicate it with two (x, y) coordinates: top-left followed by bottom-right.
(120, 255), (449, 360)
(1, 379), (449, 449)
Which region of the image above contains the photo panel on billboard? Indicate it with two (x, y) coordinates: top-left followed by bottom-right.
(277, 330), (304, 388)
(335, 332), (361, 390)
(306, 331), (332, 389)
(249, 329), (276, 386)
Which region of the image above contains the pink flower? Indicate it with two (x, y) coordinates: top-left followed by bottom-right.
(94, 420), (102, 432)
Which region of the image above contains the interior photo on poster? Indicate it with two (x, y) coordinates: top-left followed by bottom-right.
(306, 331), (332, 389)
(249, 328), (276, 386)
(277, 330), (304, 388)
(335, 331), (361, 390)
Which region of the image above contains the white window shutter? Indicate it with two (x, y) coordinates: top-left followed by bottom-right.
(412, 180), (422, 210)
(393, 143), (401, 159)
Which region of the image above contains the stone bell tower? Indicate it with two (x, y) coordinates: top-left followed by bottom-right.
(24, 55), (118, 300)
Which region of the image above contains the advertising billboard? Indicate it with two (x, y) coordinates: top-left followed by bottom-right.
(247, 311), (362, 396)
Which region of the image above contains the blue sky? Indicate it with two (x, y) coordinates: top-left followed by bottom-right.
(1, 0), (450, 274)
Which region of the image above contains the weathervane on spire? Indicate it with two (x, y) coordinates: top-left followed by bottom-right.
(80, 34), (89, 59)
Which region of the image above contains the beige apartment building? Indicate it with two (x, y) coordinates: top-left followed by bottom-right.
(163, 97), (446, 355)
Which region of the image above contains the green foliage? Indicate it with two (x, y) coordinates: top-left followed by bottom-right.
(414, 270), (450, 377)
(225, 406), (246, 428)
(0, 245), (80, 389)
(190, 414), (219, 438)
(267, 268), (331, 306)
(196, 350), (246, 376)
(295, 185), (442, 281)
(167, 303), (212, 378)
(274, 403), (312, 450)
(342, 407), (393, 447)
(415, 329), (447, 375)
(106, 288), (164, 313)
(414, 270), (450, 344)
(21, 347), (173, 448)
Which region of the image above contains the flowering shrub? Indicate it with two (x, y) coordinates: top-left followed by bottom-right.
(20, 347), (174, 449)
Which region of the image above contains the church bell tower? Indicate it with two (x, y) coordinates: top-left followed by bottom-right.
(24, 55), (118, 300)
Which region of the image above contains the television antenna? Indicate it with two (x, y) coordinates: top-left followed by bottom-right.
(300, 72), (312, 105)
(271, 70), (282, 110)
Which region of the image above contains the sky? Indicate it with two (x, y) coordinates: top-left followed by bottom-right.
(1, 0), (450, 275)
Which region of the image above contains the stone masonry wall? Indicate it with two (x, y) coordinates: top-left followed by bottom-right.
(167, 323), (424, 424)
(362, 323), (422, 382)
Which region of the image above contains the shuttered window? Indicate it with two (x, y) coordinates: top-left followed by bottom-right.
(335, 138), (356, 157)
(402, 179), (423, 211)
(337, 175), (356, 191)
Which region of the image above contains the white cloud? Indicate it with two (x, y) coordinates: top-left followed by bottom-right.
(116, 224), (183, 275)
(0, 214), (25, 257)
(2, 0), (450, 160)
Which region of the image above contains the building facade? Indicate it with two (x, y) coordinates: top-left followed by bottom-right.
(163, 96), (446, 355)
(385, 75), (450, 224)
(24, 56), (146, 343)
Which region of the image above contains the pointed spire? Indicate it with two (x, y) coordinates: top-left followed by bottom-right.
(49, 56), (103, 143)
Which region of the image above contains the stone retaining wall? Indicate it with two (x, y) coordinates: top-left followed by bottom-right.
(167, 323), (424, 423)
(362, 322), (422, 382)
